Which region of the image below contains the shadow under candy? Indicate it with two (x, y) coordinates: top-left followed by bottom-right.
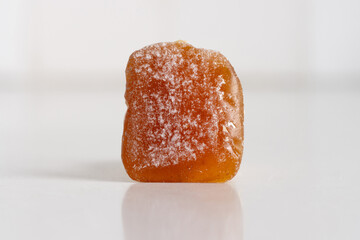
(13, 160), (132, 182)
(122, 183), (243, 240)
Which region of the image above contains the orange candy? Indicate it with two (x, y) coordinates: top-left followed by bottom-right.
(122, 41), (244, 182)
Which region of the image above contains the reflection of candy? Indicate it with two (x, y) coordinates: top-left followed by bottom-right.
(122, 41), (244, 182)
(122, 184), (242, 240)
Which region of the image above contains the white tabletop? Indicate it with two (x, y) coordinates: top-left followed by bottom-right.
(1, 88), (359, 240)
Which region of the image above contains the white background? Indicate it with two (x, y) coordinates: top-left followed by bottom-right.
(1, 0), (360, 88)
(1, 0), (360, 239)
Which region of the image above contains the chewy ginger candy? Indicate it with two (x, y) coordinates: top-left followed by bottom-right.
(122, 41), (244, 182)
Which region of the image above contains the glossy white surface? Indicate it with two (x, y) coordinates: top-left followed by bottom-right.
(1, 88), (359, 239)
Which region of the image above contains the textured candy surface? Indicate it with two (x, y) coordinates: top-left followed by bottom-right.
(122, 41), (243, 182)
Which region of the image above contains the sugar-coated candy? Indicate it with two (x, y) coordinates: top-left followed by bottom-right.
(122, 41), (244, 182)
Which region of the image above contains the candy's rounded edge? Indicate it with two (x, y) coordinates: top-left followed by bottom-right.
(224, 54), (244, 182)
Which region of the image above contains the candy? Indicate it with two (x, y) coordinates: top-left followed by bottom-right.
(122, 41), (244, 182)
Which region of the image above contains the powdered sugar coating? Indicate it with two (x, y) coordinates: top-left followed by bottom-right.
(123, 41), (243, 179)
